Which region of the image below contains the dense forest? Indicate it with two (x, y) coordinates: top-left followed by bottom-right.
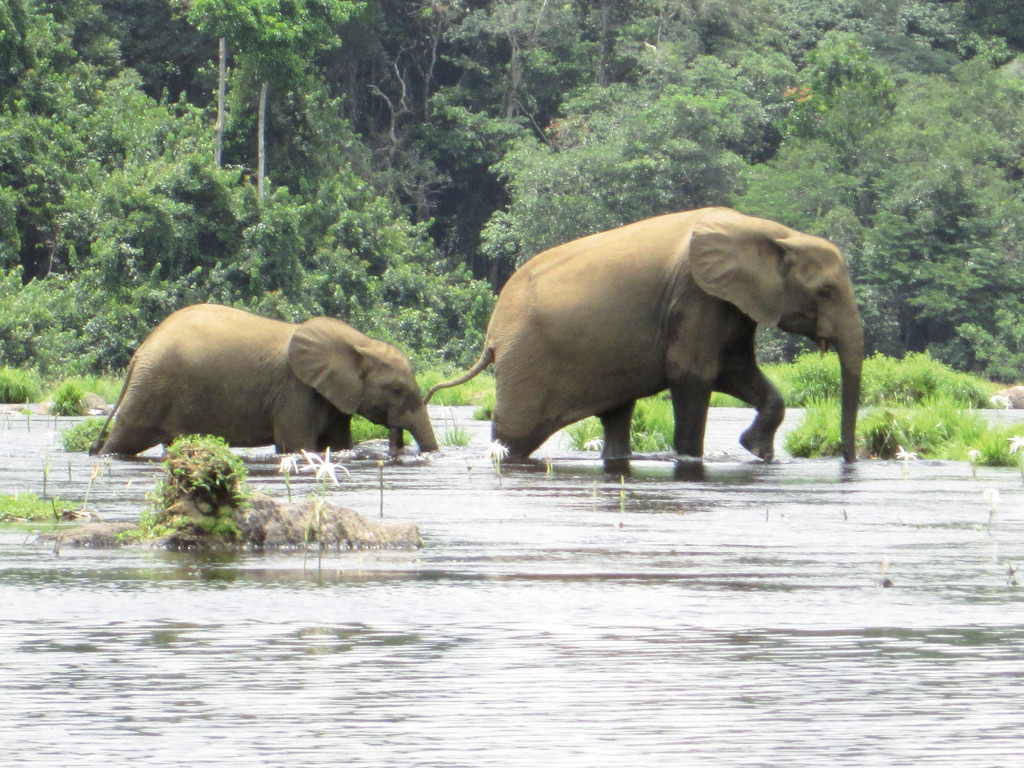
(2, 0), (1024, 380)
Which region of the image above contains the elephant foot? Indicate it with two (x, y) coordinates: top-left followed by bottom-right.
(740, 428), (774, 463)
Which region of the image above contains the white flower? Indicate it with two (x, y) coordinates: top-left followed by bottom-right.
(895, 445), (918, 462)
(583, 438), (604, 452)
(1009, 436), (1024, 454)
(300, 448), (348, 486)
(967, 449), (981, 463)
(984, 488), (1000, 510)
(486, 441), (509, 463)
(278, 455), (300, 475)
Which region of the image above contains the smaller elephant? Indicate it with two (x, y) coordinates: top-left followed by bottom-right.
(91, 304), (438, 457)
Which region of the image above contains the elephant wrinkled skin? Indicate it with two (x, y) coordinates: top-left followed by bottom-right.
(427, 207), (863, 465)
(92, 304), (438, 457)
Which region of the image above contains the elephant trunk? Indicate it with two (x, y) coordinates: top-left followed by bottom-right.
(405, 407), (439, 453)
(836, 328), (864, 463)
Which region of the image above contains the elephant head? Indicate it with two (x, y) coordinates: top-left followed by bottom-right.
(689, 208), (864, 461)
(288, 317), (439, 454)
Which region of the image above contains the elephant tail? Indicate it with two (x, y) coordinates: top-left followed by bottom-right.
(424, 348), (495, 404)
(88, 357), (136, 455)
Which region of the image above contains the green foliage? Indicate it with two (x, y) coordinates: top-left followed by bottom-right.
(3, 0), (1024, 382)
(418, 369), (496, 408)
(151, 434), (250, 540)
(783, 399), (844, 459)
(48, 380), (87, 416)
(350, 416), (388, 444)
(786, 394), (1024, 464)
(0, 365), (41, 403)
(61, 417), (105, 452)
(761, 351), (996, 408)
(0, 491), (73, 523)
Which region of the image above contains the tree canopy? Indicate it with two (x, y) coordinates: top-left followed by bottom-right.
(2, 0), (1024, 380)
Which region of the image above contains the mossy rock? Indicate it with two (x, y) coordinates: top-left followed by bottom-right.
(33, 496), (421, 552)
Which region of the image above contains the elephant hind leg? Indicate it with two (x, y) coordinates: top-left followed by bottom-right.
(598, 401), (635, 460)
(96, 422), (174, 456)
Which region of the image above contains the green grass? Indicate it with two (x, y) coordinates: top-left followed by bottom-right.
(419, 368), (496, 408)
(351, 416), (389, 444)
(0, 492), (75, 522)
(49, 379), (89, 415)
(762, 351), (996, 408)
(61, 417), (106, 452)
(784, 395), (1024, 465)
(0, 366), (43, 403)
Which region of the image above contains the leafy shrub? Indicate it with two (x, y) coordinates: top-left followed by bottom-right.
(61, 417), (106, 452)
(0, 366), (41, 403)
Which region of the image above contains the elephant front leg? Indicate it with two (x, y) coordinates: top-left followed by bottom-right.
(715, 366), (784, 462)
(598, 401), (635, 461)
(670, 376), (713, 458)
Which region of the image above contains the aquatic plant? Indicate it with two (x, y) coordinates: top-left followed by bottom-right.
(60, 417), (105, 452)
(278, 454), (299, 502)
(441, 409), (471, 447)
(896, 445), (918, 476)
(487, 440), (508, 485)
(0, 491), (73, 522)
(984, 488), (1000, 528)
(968, 449), (981, 479)
(1009, 436), (1024, 482)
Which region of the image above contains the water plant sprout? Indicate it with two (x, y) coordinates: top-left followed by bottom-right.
(896, 445), (918, 476)
(487, 440), (508, 486)
(1009, 436), (1024, 482)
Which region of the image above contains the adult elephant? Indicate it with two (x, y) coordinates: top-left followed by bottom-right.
(91, 304), (438, 457)
(427, 207), (863, 464)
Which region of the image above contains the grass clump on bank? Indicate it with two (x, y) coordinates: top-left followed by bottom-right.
(0, 366), (43, 404)
(561, 353), (1007, 464)
(764, 351), (996, 408)
(784, 396), (1022, 465)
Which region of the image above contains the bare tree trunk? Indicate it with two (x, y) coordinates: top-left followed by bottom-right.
(214, 37), (226, 167)
(257, 81), (268, 199)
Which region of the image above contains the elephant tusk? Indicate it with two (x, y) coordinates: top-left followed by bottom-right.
(818, 337), (829, 357)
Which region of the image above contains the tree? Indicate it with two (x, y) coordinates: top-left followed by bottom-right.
(188, 0), (364, 197)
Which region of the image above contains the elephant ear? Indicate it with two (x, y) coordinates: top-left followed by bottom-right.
(689, 208), (792, 327)
(288, 317), (365, 415)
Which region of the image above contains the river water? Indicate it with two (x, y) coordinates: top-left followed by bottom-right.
(2, 406), (1024, 767)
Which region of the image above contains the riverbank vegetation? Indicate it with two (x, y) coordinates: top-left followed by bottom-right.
(3, 2), (1024, 382)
